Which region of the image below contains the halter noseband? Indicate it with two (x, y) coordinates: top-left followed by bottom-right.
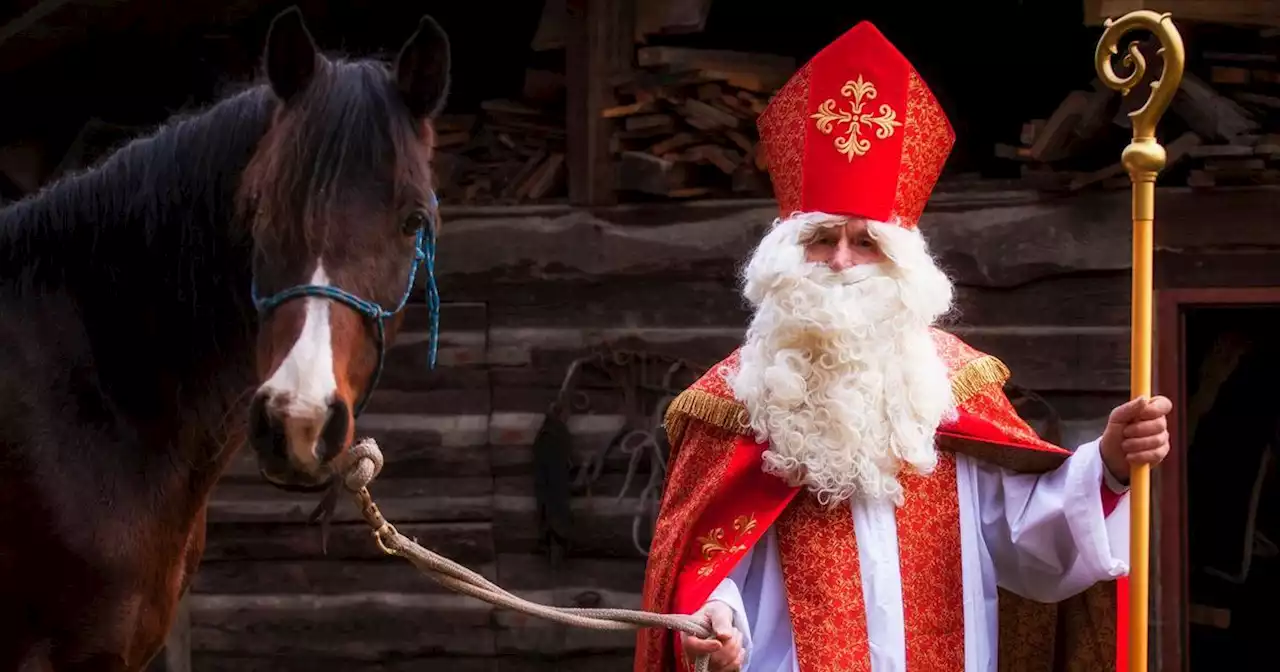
(250, 191), (441, 417)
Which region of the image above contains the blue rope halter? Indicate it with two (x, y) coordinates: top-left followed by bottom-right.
(250, 191), (441, 417)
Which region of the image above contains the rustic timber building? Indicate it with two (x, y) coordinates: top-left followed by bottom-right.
(2, 0), (1280, 670)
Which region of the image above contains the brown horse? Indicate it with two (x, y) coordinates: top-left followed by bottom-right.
(0, 7), (448, 670)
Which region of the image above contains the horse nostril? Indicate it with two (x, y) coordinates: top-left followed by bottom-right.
(249, 393), (287, 461)
(318, 397), (351, 463)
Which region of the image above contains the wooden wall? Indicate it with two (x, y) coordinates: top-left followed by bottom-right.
(187, 186), (1279, 670)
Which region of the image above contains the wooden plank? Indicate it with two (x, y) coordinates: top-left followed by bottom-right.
(493, 473), (653, 557)
(359, 389), (490, 416)
(189, 593), (495, 658)
(950, 326), (1131, 392)
(488, 412), (657, 479)
(949, 274), (1132, 328)
(486, 326), (741, 369)
(492, 554), (648, 654)
(466, 272), (1132, 331)
(202, 522), (492, 562)
(192, 559), (497, 596)
(474, 279), (750, 329)
(207, 477), (492, 525)
(221, 413), (491, 481)
(426, 189), (1280, 291)
(384, 303), (487, 372)
(192, 587), (644, 659)
(494, 593), (641, 655)
(1035, 392), (1130, 423)
(483, 325), (1131, 393)
(1157, 249), (1280, 288)
(565, 0), (635, 205)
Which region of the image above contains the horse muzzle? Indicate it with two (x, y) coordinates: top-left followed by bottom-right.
(248, 388), (351, 490)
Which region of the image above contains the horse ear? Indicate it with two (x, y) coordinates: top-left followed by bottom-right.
(264, 6), (320, 102)
(395, 15), (452, 120)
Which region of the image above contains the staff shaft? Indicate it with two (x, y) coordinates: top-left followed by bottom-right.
(1129, 180), (1154, 671)
(1093, 11), (1184, 672)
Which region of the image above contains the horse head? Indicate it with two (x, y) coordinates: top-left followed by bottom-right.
(240, 7), (449, 491)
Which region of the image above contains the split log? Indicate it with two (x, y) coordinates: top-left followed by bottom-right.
(605, 46), (790, 199)
(434, 91), (569, 205)
(996, 28), (1280, 192)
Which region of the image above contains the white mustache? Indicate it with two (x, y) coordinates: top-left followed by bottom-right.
(808, 261), (890, 286)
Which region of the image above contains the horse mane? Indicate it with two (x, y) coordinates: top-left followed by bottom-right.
(0, 85), (272, 295)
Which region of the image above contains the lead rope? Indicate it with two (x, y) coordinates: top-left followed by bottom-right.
(334, 438), (715, 672)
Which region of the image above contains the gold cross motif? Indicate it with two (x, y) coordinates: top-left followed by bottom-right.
(810, 75), (903, 161)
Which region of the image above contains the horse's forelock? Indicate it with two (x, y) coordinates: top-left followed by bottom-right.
(239, 59), (435, 254)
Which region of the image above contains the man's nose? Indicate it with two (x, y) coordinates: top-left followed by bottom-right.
(828, 239), (855, 272)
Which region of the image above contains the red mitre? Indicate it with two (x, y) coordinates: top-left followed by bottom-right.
(757, 21), (955, 229)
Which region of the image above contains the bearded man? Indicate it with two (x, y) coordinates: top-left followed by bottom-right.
(634, 21), (1171, 672)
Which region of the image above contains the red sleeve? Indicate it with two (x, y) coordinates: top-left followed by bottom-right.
(1101, 479), (1124, 517)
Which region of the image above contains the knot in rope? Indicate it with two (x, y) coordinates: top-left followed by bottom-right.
(330, 437), (717, 672)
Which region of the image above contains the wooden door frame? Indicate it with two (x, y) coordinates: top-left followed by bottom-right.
(1154, 287), (1280, 671)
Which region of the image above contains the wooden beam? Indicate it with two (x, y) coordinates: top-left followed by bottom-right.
(565, 0), (635, 206)
(1085, 0), (1280, 28)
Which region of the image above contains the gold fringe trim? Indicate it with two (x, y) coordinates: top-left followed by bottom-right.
(663, 388), (750, 441)
(950, 355), (1010, 406)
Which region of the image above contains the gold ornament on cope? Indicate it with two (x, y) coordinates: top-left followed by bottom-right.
(1093, 10), (1185, 672)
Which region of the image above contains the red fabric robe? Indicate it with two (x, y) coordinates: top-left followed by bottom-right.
(634, 329), (1118, 672)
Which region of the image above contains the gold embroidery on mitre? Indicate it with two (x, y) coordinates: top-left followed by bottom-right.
(695, 514), (758, 578)
(810, 75), (903, 161)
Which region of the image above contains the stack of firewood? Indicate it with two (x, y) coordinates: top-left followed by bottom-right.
(431, 39), (799, 204)
(996, 26), (1280, 192)
(605, 46), (793, 200)
(433, 70), (568, 205)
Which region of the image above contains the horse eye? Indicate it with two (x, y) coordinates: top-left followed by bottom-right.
(402, 211), (429, 235)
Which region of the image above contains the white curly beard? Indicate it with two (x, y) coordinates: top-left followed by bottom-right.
(728, 213), (958, 507)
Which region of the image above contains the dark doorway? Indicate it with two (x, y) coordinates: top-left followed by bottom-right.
(1182, 304), (1280, 670)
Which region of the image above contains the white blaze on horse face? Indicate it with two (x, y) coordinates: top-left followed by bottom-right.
(260, 260), (338, 469)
